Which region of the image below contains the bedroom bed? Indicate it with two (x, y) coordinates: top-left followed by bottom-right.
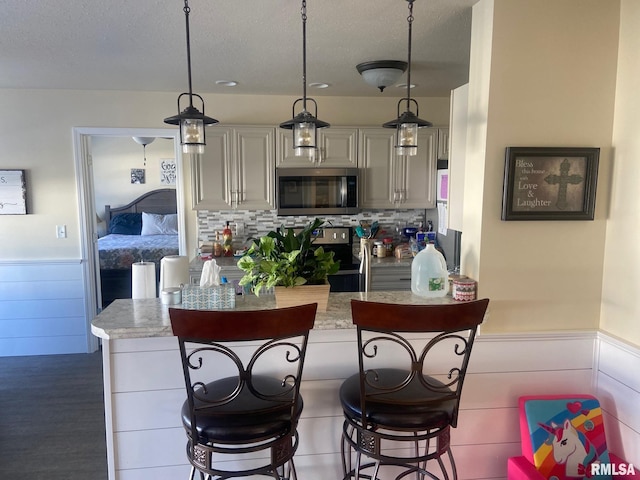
(99, 188), (179, 306)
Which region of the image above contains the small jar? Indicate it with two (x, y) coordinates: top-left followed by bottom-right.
(383, 237), (394, 254)
(373, 240), (384, 257)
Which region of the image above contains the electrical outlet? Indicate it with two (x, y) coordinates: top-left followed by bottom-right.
(56, 225), (67, 238)
(235, 222), (245, 235)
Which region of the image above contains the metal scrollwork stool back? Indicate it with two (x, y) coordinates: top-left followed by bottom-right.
(169, 303), (318, 480)
(340, 299), (489, 480)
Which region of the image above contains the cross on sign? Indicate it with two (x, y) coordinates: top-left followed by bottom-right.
(544, 158), (584, 209)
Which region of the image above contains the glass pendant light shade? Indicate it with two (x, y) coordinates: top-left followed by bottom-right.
(164, 94), (217, 154)
(280, 99), (329, 158)
(163, 0), (218, 154)
(383, 0), (431, 156)
(383, 103), (432, 156)
(280, 0), (329, 158)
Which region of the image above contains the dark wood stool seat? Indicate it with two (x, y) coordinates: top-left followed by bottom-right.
(169, 303), (317, 480)
(340, 299), (489, 480)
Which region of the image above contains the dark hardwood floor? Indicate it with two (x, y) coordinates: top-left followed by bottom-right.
(0, 351), (108, 479)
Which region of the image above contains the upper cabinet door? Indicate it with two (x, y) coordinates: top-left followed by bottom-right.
(403, 128), (437, 209)
(192, 126), (275, 210)
(359, 127), (437, 209)
(277, 127), (358, 167)
(233, 127), (275, 210)
(358, 128), (396, 209)
(191, 128), (233, 210)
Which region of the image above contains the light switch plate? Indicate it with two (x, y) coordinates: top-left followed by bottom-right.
(56, 225), (67, 238)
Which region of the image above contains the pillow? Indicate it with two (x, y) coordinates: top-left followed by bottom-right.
(141, 212), (178, 235)
(108, 213), (142, 235)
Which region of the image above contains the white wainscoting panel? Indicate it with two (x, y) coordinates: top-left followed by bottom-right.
(102, 330), (617, 480)
(0, 260), (89, 356)
(595, 333), (640, 466)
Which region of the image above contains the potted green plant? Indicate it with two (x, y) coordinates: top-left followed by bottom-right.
(237, 218), (340, 311)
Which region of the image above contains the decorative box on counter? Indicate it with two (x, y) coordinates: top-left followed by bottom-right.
(181, 284), (236, 310)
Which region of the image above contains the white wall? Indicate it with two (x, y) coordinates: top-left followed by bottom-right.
(601, 0), (640, 346)
(463, 0), (620, 334)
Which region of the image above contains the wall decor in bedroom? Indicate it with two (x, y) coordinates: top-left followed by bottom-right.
(131, 168), (146, 184)
(0, 169), (27, 214)
(160, 159), (177, 185)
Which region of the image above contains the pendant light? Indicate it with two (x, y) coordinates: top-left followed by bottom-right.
(383, 0), (432, 156)
(279, 0), (330, 159)
(164, 0), (218, 155)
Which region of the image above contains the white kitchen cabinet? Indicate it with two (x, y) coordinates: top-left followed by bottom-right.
(359, 127), (437, 209)
(192, 126), (275, 210)
(437, 127), (449, 160)
(277, 127), (358, 167)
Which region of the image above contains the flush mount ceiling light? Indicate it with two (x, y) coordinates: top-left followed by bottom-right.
(279, 0), (330, 160)
(356, 60), (407, 92)
(163, 0), (218, 155)
(383, 0), (432, 156)
(132, 137), (155, 166)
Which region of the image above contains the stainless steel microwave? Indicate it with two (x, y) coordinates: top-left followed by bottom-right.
(276, 167), (359, 216)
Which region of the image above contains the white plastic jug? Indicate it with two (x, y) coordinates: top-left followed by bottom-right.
(411, 243), (448, 298)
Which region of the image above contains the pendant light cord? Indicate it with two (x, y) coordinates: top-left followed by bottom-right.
(183, 0), (194, 108)
(406, 0), (414, 111)
(301, 0), (308, 112)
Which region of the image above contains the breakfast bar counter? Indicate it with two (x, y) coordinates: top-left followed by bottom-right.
(91, 291), (453, 340)
(92, 291), (457, 480)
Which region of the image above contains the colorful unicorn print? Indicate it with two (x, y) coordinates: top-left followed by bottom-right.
(538, 418), (599, 477)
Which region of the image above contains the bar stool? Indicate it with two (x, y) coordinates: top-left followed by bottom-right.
(340, 298), (489, 480)
(169, 303), (318, 480)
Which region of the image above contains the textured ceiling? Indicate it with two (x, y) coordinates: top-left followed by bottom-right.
(0, 0), (478, 98)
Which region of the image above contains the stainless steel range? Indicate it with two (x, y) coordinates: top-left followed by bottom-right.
(307, 227), (361, 292)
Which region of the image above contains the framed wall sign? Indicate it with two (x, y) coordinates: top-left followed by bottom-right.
(160, 158), (176, 185)
(501, 147), (599, 221)
(0, 169), (27, 215)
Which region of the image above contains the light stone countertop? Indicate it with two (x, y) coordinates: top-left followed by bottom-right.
(91, 291), (454, 340)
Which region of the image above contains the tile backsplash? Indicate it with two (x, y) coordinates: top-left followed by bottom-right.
(197, 209), (429, 248)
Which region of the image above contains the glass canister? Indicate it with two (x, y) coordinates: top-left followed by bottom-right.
(374, 240), (385, 257)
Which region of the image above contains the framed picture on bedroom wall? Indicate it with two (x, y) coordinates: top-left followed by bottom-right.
(0, 169), (27, 214)
(160, 158), (176, 185)
(131, 168), (146, 184)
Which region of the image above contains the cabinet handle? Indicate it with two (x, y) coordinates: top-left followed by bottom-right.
(231, 190), (241, 208)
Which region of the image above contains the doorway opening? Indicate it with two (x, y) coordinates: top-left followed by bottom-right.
(73, 127), (185, 351)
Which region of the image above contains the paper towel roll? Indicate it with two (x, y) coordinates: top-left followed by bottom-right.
(160, 255), (189, 290)
(132, 262), (156, 299)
